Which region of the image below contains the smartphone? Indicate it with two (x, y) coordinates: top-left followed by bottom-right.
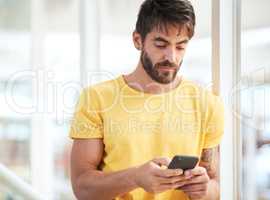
(168, 155), (199, 171)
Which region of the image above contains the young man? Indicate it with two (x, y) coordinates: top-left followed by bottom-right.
(69, 0), (224, 199)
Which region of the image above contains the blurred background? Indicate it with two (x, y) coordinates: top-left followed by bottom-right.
(0, 0), (269, 199)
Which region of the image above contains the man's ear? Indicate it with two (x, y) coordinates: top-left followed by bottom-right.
(133, 31), (142, 51)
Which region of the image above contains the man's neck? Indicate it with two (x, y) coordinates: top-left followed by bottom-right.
(123, 63), (182, 94)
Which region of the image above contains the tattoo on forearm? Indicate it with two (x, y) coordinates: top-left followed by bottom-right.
(201, 149), (213, 163)
(199, 147), (219, 180)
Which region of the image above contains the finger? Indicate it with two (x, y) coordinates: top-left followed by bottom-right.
(180, 183), (207, 192)
(150, 182), (178, 193)
(157, 181), (187, 192)
(185, 166), (206, 176)
(183, 170), (194, 179)
(155, 175), (187, 184)
(151, 157), (171, 167)
(154, 168), (183, 178)
(153, 184), (174, 193)
(184, 174), (209, 185)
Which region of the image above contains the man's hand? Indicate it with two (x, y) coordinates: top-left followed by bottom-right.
(180, 146), (220, 200)
(134, 157), (189, 193)
(180, 166), (210, 199)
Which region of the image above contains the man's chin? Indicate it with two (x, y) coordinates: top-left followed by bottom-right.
(158, 79), (175, 84)
(154, 76), (176, 84)
(145, 68), (178, 84)
(156, 73), (178, 84)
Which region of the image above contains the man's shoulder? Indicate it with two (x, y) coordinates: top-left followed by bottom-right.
(181, 78), (208, 95)
(181, 78), (223, 106)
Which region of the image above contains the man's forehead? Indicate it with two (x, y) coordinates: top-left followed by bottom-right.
(149, 26), (189, 41)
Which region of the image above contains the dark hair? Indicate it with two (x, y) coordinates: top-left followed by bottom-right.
(135, 0), (196, 41)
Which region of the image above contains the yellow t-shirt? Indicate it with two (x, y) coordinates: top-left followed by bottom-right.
(69, 75), (224, 200)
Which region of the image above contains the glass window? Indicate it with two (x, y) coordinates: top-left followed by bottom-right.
(0, 0), (79, 199)
(43, 0), (79, 198)
(241, 0), (270, 199)
(0, 0), (31, 191)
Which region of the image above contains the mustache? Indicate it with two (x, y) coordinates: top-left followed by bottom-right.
(155, 60), (178, 68)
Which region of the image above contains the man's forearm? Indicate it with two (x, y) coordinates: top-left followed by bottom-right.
(74, 167), (138, 200)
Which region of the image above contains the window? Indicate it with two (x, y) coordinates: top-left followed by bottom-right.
(241, 0), (270, 199)
(0, 0), (79, 199)
(0, 0), (31, 189)
(0, 1), (32, 199)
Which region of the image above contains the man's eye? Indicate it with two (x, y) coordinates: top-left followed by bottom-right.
(177, 46), (185, 50)
(155, 44), (166, 48)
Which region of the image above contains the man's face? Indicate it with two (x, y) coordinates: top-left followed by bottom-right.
(139, 25), (189, 84)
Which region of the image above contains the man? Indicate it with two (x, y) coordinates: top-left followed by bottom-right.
(69, 0), (224, 199)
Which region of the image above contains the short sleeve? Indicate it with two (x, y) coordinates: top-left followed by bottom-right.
(203, 95), (224, 148)
(69, 87), (103, 139)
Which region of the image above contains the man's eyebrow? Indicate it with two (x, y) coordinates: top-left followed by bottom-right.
(176, 39), (189, 45)
(153, 37), (169, 43)
(153, 37), (189, 45)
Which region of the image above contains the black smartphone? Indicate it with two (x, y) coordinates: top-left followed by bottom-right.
(168, 155), (199, 171)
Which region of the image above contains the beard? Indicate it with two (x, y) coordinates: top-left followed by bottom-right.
(140, 50), (182, 84)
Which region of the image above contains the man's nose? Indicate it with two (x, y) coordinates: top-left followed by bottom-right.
(164, 47), (177, 63)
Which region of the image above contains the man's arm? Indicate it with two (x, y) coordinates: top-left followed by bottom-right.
(199, 146), (220, 200)
(70, 139), (138, 200)
(71, 139), (187, 200)
(180, 146), (220, 200)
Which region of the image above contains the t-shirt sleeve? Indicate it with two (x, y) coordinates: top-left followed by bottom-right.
(69, 87), (103, 139)
(203, 95), (224, 148)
